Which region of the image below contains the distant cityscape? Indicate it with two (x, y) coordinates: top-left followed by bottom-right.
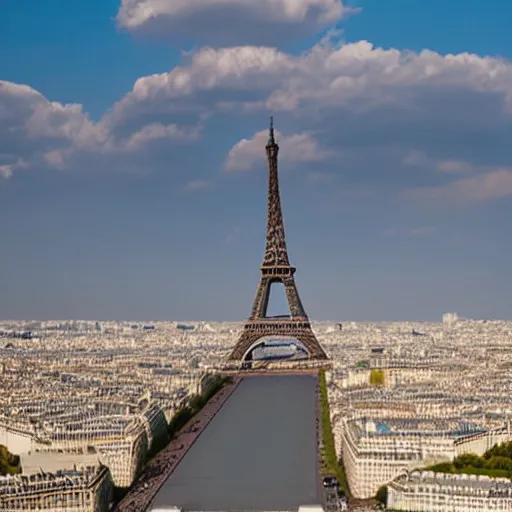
(0, 314), (511, 511)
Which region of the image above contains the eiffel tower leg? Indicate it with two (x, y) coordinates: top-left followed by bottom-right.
(227, 330), (264, 361)
(283, 278), (306, 318)
(251, 278), (271, 319)
(294, 330), (329, 360)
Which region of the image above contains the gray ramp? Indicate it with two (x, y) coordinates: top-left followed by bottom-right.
(150, 375), (320, 511)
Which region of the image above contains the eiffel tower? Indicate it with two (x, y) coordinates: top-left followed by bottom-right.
(227, 119), (328, 362)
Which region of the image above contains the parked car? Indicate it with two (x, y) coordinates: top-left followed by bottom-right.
(323, 475), (338, 488)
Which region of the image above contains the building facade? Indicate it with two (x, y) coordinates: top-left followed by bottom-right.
(341, 418), (512, 499)
(0, 465), (112, 512)
(388, 470), (512, 512)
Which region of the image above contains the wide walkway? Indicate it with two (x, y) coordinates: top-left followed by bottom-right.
(115, 378), (241, 512)
(150, 374), (320, 511)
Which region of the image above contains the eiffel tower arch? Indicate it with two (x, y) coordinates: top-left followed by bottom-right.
(227, 119), (329, 362)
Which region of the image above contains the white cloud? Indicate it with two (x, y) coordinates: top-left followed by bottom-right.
(118, 0), (344, 27)
(43, 150), (66, 170)
(0, 164), (13, 179)
(109, 39), (512, 146)
(0, 80), (101, 173)
(122, 123), (201, 151)
(403, 151), (472, 173)
(26, 102), (99, 146)
(436, 160), (471, 173)
(402, 151), (428, 168)
(0, 80), (200, 176)
(224, 129), (331, 172)
(0, 158), (28, 179)
(117, 0), (356, 45)
(402, 152), (512, 205)
(0, 165), (12, 179)
(3, 37), (512, 202)
(113, 46), (292, 111)
(405, 169), (512, 206)
(183, 179), (213, 192)
(0, 81), (101, 148)
(264, 42), (512, 112)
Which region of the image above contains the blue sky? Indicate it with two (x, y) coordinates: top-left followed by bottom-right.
(1, 0), (512, 322)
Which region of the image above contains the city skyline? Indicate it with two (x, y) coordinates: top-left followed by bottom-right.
(2, 0), (512, 322)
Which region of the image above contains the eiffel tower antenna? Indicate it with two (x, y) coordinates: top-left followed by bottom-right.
(269, 116), (275, 143)
(227, 118), (329, 363)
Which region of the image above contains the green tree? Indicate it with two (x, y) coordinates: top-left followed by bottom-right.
(426, 443), (512, 482)
(429, 462), (455, 473)
(454, 453), (483, 469)
(369, 369), (385, 386)
(484, 441), (512, 460)
(0, 445), (21, 476)
(484, 456), (512, 471)
(376, 485), (388, 505)
(188, 395), (204, 413)
(319, 370), (350, 498)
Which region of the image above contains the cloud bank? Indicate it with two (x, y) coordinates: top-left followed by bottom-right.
(2, 37), (512, 205)
(224, 129), (331, 172)
(117, 0), (357, 46)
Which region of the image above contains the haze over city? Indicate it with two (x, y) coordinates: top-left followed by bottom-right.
(2, 0), (512, 322)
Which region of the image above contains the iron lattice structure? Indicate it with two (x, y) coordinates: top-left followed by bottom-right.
(227, 119), (329, 362)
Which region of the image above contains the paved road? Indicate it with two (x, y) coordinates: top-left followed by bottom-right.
(150, 374), (321, 511)
(115, 378), (241, 512)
